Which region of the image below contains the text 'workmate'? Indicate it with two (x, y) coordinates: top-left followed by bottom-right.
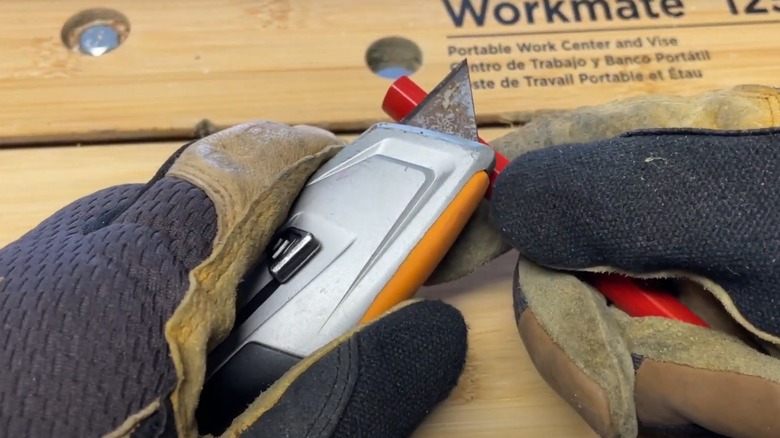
(442, 0), (686, 27)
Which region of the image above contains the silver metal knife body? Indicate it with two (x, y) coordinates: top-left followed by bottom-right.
(197, 60), (492, 436)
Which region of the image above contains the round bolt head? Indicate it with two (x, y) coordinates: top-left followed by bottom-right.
(79, 25), (120, 56)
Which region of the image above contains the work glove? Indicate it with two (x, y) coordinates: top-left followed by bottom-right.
(485, 85), (780, 438)
(430, 84), (780, 285)
(0, 121), (468, 438)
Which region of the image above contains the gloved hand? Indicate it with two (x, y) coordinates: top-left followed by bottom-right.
(486, 87), (780, 437)
(430, 84), (780, 285)
(0, 121), (468, 438)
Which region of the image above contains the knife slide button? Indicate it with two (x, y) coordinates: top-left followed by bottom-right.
(268, 227), (319, 283)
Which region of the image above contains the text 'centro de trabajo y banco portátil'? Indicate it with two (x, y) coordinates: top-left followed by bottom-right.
(447, 35), (712, 89)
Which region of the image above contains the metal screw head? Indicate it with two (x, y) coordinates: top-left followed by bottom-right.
(61, 9), (130, 56)
(79, 25), (120, 56)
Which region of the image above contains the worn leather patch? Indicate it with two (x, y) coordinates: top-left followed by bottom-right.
(612, 308), (780, 386)
(427, 201), (511, 285)
(513, 257), (637, 437)
(517, 310), (619, 437)
(158, 121), (344, 437)
(635, 358), (780, 438)
(492, 84), (780, 159)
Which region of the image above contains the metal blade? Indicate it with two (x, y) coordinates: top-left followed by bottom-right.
(401, 59), (478, 142)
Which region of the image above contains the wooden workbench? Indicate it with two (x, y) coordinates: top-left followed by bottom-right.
(2, 1), (780, 436)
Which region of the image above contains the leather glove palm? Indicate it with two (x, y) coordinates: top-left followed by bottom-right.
(0, 121), (467, 438)
(489, 117), (780, 436)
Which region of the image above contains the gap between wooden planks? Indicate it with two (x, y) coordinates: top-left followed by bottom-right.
(0, 127), (597, 437)
(1, 0), (780, 145)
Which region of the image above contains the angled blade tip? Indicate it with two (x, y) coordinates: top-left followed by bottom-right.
(401, 58), (478, 141)
(451, 59), (470, 77)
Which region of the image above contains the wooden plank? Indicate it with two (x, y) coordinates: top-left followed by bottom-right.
(0, 127), (596, 436)
(1, 0), (780, 145)
(1, 141), (180, 243)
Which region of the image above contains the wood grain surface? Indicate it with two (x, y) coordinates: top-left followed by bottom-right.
(0, 128), (596, 437)
(1, 0), (780, 145)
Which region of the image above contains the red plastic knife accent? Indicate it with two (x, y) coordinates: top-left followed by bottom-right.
(381, 74), (709, 328)
(382, 76), (509, 199)
(587, 273), (709, 327)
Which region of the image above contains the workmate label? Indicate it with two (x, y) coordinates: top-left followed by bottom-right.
(436, 0), (780, 96)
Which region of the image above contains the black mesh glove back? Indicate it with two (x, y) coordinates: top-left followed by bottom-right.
(0, 121), (468, 438)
